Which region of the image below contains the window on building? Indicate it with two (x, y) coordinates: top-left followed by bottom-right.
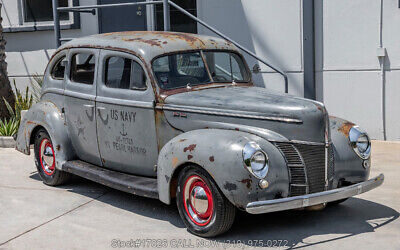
(155, 0), (197, 33)
(22, 0), (69, 23)
(70, 53), (96, 85)
(51, 56), (67, 80)
(105, 56), (147, 90)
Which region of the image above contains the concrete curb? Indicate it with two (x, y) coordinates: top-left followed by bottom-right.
(0, 136), (16, 148)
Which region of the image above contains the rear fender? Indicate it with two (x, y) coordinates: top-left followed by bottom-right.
(16, 101), (75, 170)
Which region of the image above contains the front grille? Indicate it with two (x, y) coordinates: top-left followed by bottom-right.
(295, 144), (326, 194)
(274, 142), (334, 197)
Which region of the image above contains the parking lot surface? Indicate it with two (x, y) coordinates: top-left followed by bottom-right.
(0, 141), (399, 249)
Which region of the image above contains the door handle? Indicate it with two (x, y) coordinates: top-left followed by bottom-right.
(83, 104), (95, 122)
(83, 104), (95, 109)
(96, 107), (109, 125)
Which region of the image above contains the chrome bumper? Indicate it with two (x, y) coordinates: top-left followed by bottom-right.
(246, 174), (384, 214)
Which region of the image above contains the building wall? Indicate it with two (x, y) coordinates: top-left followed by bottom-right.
(198, 0), (400, 141)
(197, 0), (305, 97)
(316, 0), (400, 140)
(2, 0), (98, 93)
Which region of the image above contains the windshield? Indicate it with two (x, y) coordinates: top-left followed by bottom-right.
(152, 51), (251, 90)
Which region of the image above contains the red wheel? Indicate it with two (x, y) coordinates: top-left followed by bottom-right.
(34, 129), (71, 186)
(183, 175), (214, 226)
(176, 166), (236, 237)
(39, 138), (56, 176)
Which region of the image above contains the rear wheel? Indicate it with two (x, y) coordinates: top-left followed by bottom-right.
(34, 129), (70, 186)
(176, 166), (236, 237)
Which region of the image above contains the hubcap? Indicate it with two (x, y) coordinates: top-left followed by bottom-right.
(183, 175), (213, 226)
(39, 139), (55, 176)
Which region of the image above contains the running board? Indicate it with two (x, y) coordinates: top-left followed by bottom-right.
(62, 160), (158, 199)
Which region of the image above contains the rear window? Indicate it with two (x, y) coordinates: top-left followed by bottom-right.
(70, 53), (96, 85)
(50, 56), (67, 80)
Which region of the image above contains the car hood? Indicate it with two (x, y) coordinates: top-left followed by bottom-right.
(162, 86), (328, 143)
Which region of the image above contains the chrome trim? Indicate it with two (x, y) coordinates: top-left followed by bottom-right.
(64, 90), (96, 101)
(349, 126), (371, 160)
(243, 142), (269, 179)
(96, 96), (154, 109)
(246, 174), (384, 214)
(270, 139), (326, 146)
(325, 144), (328, 189)
(289, 140), (326, 146)
(156, 104), (303, 124)
(42, 88), (64, 96)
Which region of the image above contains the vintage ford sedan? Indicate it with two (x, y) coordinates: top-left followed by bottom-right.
(16, 31), (384, 237)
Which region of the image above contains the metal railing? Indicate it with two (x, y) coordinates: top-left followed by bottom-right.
(52, 0), (288, 93)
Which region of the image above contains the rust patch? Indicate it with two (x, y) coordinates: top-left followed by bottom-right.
(172, 157), (179, 167)
(338, 121), (355, 137)
(101, 158), (106, 164)
(223, 182), (237, 191)
(209, 156), (214, 162)
(26, 121), (38, 125)
(184, 144), (197, 153)
(240, 179), (252, 189)
(122, 37), (162, 47)
(187, 155), (193, 160)
(178, 139), (187, 142)
(56, 145), (61, 151)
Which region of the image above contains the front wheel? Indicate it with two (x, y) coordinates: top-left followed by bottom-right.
(34, 129), (71, 186)
(176, 166), (236, 237)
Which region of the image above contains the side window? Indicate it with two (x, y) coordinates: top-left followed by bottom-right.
(105, 56), (146, 90)
(51, 56), (67, 80)
(70, 53), (96, 85)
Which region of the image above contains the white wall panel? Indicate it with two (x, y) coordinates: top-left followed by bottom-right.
(260, 72), (304, 97)
(323, 0), (381, 70)
(1, 0), (21, 27)
(385, 71), (400, 141)
(322, 71), (383, 140)
(197, 0), (303, 73)
(382, 0), (400, 69)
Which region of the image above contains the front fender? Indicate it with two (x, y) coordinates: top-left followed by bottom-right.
(330, 116), (370, 186)
(16, 101), (75, 170)
(157, 129), (289, 209)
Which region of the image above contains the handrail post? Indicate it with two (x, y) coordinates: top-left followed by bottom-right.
(163, 0), (170, 31)
(52, 0), (61, 47)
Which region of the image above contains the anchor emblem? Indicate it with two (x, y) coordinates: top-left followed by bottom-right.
(120, 123), (128, 136)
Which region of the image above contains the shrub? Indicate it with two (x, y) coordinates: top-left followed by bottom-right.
(0, 117), (18, 136)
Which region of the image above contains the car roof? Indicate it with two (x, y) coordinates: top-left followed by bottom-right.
(58, 31), (239, 62)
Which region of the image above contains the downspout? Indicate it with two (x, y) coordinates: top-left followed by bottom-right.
(303, 0), (316, 100)
(378, 0), (387, 140)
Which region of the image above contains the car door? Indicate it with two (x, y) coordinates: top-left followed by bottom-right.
(64, 48), (102, 166)
(96, 49), (158, 177)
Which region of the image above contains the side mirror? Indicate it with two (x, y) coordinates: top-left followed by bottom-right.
(252, 64), (261, 74)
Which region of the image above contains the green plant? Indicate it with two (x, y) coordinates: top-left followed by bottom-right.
(0, 117), (18, 136)
(2, 80), (34, 126)
(31, 74), (43, 103)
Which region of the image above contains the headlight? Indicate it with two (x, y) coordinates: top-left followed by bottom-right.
(243, 142), (269, 179)
(349, 126), (371, 159)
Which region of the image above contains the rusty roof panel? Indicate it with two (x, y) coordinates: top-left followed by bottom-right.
(58, 31), (238, 62)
